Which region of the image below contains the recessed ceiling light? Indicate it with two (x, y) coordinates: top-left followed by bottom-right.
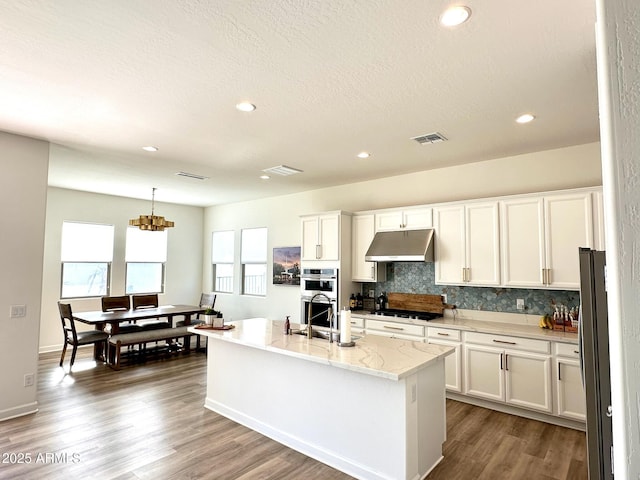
(236, 102), (256, 112)
(357, 152), (371, 159)
(142, 146), (158, 152)
(516, 113), (536, 124)
(260, 175), (270, 180)
(440, 6), (471, 27)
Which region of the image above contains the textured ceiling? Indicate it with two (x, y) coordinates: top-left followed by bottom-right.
(0, 0), (599, 206)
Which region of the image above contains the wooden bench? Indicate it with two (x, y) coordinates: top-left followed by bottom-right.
(108, 326), (193, 370)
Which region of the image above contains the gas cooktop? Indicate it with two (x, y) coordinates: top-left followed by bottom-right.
(371, 309), (442, 321)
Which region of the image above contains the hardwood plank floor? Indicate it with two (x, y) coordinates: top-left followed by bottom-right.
(0, 349), (586, 479)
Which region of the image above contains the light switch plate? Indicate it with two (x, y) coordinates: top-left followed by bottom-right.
(516, 299), (525, 310)
(10, 304), (26, 318)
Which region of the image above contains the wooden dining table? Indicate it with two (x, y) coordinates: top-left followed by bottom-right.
(73, 304), (207, 360)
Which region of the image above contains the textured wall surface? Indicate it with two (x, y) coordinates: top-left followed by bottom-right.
(368, 262), (579, 316)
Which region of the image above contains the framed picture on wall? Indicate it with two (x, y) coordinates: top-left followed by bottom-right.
(273, 246), (301, 285)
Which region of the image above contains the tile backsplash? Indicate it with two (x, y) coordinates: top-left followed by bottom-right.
(365, 262), (580, 316)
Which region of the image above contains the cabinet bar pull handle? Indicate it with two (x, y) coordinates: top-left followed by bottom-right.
(505, 354), (509, 371)
(500, 353), (503, 370)
(316, 245), (321, 259)
(558, 362), (562, 381)
(542, 268), (547, 285)
(437, 332), (450, 336)
(492, 339), (516, 345)
(573, 350), (579, 354)
(383, 325), (404, 331)
(547, 268), (551, 285)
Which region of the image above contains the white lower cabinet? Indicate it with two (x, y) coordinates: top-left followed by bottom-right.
(555, 343), (586, 421)
(427, 327), (462, 393)
(348, 315), (366, 335)
(366, 318), (425, 342)
(463, 332), (552, 414)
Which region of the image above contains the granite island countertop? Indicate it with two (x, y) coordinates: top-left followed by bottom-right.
(189, 317), (454, 381)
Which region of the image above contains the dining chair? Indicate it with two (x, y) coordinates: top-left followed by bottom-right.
(58, 302), (110, 369)
(131, 294), (170, 330)
(176, 292), (217, 351)
(101, 295), (141, 334)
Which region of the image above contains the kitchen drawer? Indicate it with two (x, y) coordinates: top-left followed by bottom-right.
(427, 327), (461, 341)
(555, 342), (580, 358)
(464, 331), (550, 354)
(348, 316), (365, 329)
(366, 319), (425, 337)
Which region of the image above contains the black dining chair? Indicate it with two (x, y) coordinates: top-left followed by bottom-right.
(176, 292), (216, 351)
(58, 302), (110, 369)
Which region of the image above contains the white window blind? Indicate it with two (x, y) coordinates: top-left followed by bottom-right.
(125, 228), (168, 262)
(212, 231), (234, 263)
(241, 227), (267, 263)
(61, 222), (114, 261)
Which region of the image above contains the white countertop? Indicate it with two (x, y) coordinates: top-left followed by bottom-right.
(351, 310), (580, 344)
(189, 317), (454, 381)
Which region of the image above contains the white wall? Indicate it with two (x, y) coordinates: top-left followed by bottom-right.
(40, 188), (204, 352)
(595, 0), (640, 476)
(204, 142), (602, 324)
(0, 132), (49, 421)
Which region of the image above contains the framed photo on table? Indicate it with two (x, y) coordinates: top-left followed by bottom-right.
(273, 246), (300, 285)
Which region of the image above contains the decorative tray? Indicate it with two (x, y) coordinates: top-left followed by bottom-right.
(194, 324), (235, 331)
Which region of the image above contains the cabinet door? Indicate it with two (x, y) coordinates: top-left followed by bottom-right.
(434, 205), (466, 284)
(504, 351), (552, 413)
(403, 207), (432, 230)
(429, 339), (462, 392)
(318, 214), (339, 260)
(301, 217), (319, 261)
(463, 344), (503, 402)
(352, 214), (377, 281)
(500, 197), (546, 287)
(466, 202), (500, 286)
(544, 193), (593, 289)
(375, 211), (404, 231)
(556, 358), (586, 421)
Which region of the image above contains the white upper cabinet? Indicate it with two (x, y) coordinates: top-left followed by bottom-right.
(351, 214), (385, 282)
(500, 192), (593, 289)
(375, 207), (432, 231)
(301, 213), (340, 261)
(434, 202), (500, 286)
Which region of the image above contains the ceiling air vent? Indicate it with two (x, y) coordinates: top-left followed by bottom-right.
(176, 171), (209, 181)
(262, 165), (303, 176)
(411, 132), (448, 145)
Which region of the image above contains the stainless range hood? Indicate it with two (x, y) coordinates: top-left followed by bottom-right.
(365, 229), (435, 262)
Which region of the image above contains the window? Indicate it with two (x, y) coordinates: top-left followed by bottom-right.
(61, 222), (114, 298)
(241, 227), (267, 296)
(125, 227), (167, 294)
(212, 231), (234, 293)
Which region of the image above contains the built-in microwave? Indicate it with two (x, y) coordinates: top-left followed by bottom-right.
(300, 268), (338, 299)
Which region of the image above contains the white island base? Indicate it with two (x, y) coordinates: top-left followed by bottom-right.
(191, 319), (452, 480)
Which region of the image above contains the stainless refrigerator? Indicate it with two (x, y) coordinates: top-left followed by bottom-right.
(579, 248), (614, 480)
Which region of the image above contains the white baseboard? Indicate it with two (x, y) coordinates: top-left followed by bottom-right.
(0, 402), (39, 422)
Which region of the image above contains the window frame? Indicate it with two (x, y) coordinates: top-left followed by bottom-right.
(125, 261), (166, 295)
(60, 221), (114, 299)
(211, 230), (235, 294)
(240, 227), (267, 297)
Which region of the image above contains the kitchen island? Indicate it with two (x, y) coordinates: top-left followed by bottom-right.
(189, 318), (454, 480)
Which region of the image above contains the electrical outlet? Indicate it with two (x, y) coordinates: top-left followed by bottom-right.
(516, 299), (525, 310)
(442, 294), (448, 304)
(24, 373), (34, 387)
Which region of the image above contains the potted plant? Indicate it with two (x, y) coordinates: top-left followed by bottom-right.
(203, 308), (216, 326)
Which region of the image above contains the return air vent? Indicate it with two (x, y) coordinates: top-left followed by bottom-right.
(176, 171), (209, 180)
(262, 165), (303, 176)
(411, 132), (448, 145)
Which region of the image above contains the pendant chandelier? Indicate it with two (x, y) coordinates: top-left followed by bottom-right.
(129, 187), (175, 231)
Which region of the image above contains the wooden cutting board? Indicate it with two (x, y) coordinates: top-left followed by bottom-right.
(387, 293), (445, 314)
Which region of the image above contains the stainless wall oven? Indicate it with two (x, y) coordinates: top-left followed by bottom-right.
(300, 267), (338, 328)
(300, 267), (338, 299)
